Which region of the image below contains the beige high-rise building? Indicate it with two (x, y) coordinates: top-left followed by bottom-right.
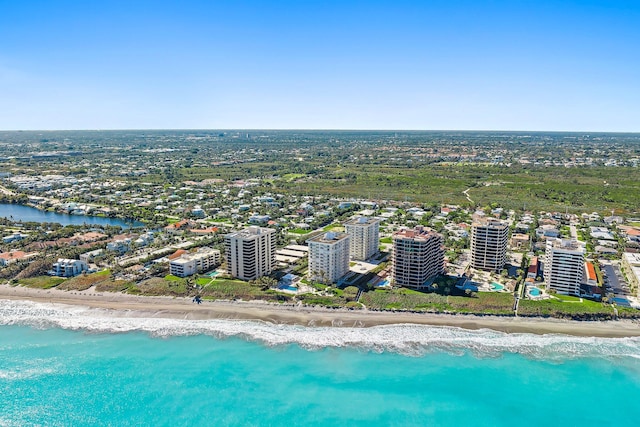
(225, 226), (276, 281)
(344, 217), (380, 261)
(470, 218), (508, 271)
(307, 232), (350, 284)
(544, 238), (584, 296)
(392, 226), (444, 288)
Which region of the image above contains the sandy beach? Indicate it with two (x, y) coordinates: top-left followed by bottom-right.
(1, 283), (640, 338)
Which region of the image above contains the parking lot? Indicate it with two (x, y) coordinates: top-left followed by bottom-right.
(602, 262), (630, 296)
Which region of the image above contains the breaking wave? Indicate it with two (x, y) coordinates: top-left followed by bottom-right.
(2, 299), (640, 360)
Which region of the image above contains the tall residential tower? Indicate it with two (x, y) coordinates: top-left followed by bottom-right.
(225, 226), (276, 281)
(344, 216), (380, 261)
(307, 232), (350, 284)
(392, 226), (444, 288)
(544, 238), (584, 296)
(470, 218), (508, 271)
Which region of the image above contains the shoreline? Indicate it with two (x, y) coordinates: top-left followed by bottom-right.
(1, 284), (640, 338)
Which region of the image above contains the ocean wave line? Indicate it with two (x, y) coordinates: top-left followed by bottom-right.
(2, 299), (640, 360)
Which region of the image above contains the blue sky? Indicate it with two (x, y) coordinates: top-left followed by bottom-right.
(0, 0), (638, 131)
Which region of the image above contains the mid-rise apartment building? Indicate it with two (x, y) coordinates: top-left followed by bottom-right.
(225, 226), (276, 281)
(307, 232), (350, 284)
(344, 216), (380, 261)
(470, 218), (508, 271)
(51, 258), (88, 277)
(392, 226), (444, 288)
(544, 238), (585, 296)
(170, 247), (221, 278)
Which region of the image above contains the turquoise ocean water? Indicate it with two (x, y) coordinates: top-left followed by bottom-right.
(1, 300), (640, 426)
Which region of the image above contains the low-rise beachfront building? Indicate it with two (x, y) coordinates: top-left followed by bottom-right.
(307, 232), (350, 284)
(107, 238), (131, 255)
(225, 226), (276, 281)
(392, 226), (444, 288)
(344, 216), (380, 261)
(584, 261), (598, 286)
(0, 250), (38, 267)
(79, 249), (104, 264)
(51, 258), (88, 277)
(170, 247), (221, 277)
(621, 252), (640, 297)
(470, 218), (508, 272)
(544, 239), (584, 296)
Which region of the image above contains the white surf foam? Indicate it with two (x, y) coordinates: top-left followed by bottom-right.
(2, 299), (639, 359)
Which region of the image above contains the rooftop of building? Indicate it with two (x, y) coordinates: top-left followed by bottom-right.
(171, 247), (220, 263)
(344, 216), (380, 226)
(623, 252), (640, 265)
(307, 231), (349, 244)
(226, 226), (275, 239)
(547, 238), (584, 252)
(472, 217), (508, 228)
(585, 261), (597, 281)
(393, 226), (441, 241)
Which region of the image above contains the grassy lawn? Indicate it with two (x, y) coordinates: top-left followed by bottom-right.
(322, 223), (344, 232)
(380, 237), (392, 244)
(58, 270), (113, 291)
(200, 278), (292, 302)
(95, 280), (136, 293)
(165, 274), (184, 282)
(134, 277), (190, 297)
(212, 217), (233, 223)
(18, 276), (65, 289)
(360, 288), (450, 311)
(518, 298), (614, 319)
(359, 288), (514, 314)
(289, 228), (312, 235)
(196, 277), (212, 286)
(552, 294), (584, 302)
(448, 292), (514, 315)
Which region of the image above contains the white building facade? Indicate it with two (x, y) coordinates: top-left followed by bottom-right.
(344, 217), (380, 261)
(544, 239), (585, 296)
(225, 226), (276, 281)
(307, 232), (350, 284)
(170, 247), (221, 278)
(51, 258), (88, 277)
(392, 226), (444, 288)
(470, 218), (509, 271)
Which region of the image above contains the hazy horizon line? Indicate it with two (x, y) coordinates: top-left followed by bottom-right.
(2, 128), (640, 134)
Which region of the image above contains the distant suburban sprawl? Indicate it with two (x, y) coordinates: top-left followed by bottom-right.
(0, 130), (639, 319)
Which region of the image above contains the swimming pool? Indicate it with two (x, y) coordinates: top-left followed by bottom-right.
(376, 279), (390, 288)
(208, 271), (220, 278)
(612, 297), (631, 306)
(529, 287), (541, 297)
(279, 285), (298, 292)
(491, 282), (504, 291)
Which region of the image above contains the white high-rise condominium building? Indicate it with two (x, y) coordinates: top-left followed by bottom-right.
(544, 238), (585, 296)
(225, 226), (276, 281)
(344, 216), (380, 261)
(307, 232), (350, 284)
(470, 218), (508, 271)
(392, 226), (444, 288)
